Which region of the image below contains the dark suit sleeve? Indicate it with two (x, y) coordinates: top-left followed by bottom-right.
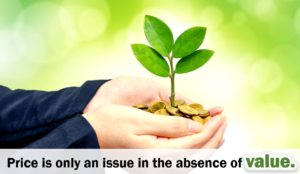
(25, 114), (100, 148)
(0, 80), (110, 148)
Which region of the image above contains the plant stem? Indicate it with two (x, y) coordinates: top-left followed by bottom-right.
(168, 55), (175, 107)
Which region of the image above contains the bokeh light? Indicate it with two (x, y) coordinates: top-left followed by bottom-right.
(200, 6), (223, 29)
(266, 78), (299, 110)
(233, 11), (247, 26)
(269, 16), (295, 42)
(14, 2), (74, 64)
(269, 44), (300, 76)
(253, 103), (287, 138)
(60, 0), (110, 40)
(248, 59), (283, 93)
(240, 0), (277, 21)
(0, 0), (22, 26)
(295, 7), (300, 38)
(78, 9), (107, 39)
(114, 29), (137, 52)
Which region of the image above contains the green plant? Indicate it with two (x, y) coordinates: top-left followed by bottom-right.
(131, 15), (214, 107)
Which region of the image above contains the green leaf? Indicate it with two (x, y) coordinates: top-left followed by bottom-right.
(144, 15), (174, 57)
(175, 49), (214, 74)
(131, 44), (170, 77)
(173, 27), (207, 58)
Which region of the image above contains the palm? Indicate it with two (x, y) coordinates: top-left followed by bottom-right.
(85, 75), (220, 116)
(98, 76), (166, 106)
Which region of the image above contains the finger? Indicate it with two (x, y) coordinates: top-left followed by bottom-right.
(204, 114), (226, 127)
(133, 109), (203, 137)
(163, 115), (224, 148)
(155, 82), (193, 104)
(217, 139), (226, 149)
(201, 118), (227, 149)
(209, 106), (224, 116)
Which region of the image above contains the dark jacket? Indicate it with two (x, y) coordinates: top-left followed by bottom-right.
(0, 80), (109, 148)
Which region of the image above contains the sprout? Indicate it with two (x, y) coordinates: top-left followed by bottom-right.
(131, 15), (214, 107)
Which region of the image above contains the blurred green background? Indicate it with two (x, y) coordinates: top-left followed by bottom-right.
(1, 0), (300, 148)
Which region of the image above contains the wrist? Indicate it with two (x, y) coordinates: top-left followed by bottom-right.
(83, 80), (110, 114)
(82, 112), (102, 146)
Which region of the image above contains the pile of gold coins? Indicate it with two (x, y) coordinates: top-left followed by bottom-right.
(133, 100), (212, 125)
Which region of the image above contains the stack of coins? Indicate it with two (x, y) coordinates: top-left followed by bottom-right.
(133, 100), (212, 125)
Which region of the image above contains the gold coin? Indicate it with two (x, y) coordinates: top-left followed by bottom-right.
(154, 109), (170, 116)
(164, 102), (169, 106)
(175, 100), (187, 107)
(203, 116), (212, 124)
(178, 105), (198, 116)
(183, 115), (192, 120)
(166, 106), (183, 116)
(143, 109), (151, 112)
(184, 115), (191, 119)
(192, 116), (204, 125)
(133, 105), (148, 109)
(169, 99), (186, 107)
(188, 103), (203, 110)
(197, 109), (210, 117)
(149, 101), (166, 113)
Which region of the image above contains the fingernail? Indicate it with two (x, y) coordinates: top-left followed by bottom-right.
(220, 115), (225, 123)
(216, 106), (224, 115)
(221, 115), (226, 122)
(218, 138), (226, 148)
(223, 121), (227, 130)
(188, 120), (203, 133)
(209, 106), (224, 116)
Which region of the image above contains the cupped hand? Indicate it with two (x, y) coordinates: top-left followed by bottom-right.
(83, 75), (227, 149)
(83, 75), (194, 113)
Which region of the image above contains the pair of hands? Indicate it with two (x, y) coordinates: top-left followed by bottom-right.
(82, 75), (227, 149)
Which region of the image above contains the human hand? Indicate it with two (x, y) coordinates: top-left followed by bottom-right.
(84, 75), (217, 112)
(83, 75), (227, 149)
(84, 75), (169, 113)
(83, 104), (226, 149)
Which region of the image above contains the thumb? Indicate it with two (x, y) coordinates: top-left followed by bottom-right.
(209, 106), (224, 116)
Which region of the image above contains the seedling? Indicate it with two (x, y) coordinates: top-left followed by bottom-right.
(131, 15), (214, 107)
